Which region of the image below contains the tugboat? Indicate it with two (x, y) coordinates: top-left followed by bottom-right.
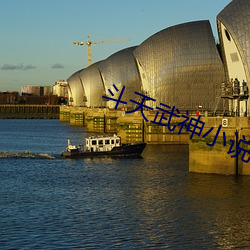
(61, 134), (146, 158)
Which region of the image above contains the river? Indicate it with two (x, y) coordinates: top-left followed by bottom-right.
(0, 119), (249, 249)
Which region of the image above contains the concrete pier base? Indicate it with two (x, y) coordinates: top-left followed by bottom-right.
(59, 106), (71, 122)
(60, 106), (250, 175)
(59, 106), (189, 144)
(189, 117), (250, 175)
(144, 111), (189, 144)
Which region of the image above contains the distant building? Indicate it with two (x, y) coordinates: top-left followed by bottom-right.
(22, 95), (59, 105)
(0, 92), (19, 104)
(21, 86), (53, 96)
(43, 86), (53, 96)
(21, 86), (40, 96)
(20, 85), (58, 105)
(52, 80), (68, 98)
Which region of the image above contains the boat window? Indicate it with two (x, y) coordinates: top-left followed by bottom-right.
(105, 140), (110, 144)
(98, 140), (103, 145)
(92, 140), (97, 145)
(116, 139), (120, 144)
(111, 139), (114, 144)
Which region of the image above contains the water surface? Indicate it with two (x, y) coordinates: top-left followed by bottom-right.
(0, 120), (249, 249)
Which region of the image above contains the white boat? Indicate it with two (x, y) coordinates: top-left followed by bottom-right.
(62, 134), (146, 158)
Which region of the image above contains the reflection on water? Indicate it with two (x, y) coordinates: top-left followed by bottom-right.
(0, 120), (249, 249)
(186, 174), (250, 248)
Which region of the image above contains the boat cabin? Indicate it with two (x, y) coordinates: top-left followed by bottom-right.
(85, 135), (121, 152)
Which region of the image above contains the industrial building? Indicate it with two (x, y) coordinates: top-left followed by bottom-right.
(67, 0), (249, 116)
(0, 92), (19, 104)
(21, 86), (53, 96)
(53, 80), (68, 98)
(19, 82), (68, 105)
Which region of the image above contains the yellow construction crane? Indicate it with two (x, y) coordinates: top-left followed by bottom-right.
(73, 35), (129, 66)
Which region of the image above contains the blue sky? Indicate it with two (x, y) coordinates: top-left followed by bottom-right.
(0, 0), (232, 92)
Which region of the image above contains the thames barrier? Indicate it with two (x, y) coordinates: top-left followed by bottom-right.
(62, 0), (250, 176)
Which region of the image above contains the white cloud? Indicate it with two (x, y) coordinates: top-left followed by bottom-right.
(51, 63), (64, 69)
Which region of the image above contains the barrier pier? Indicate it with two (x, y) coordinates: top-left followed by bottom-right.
(60, 106), (250, 175)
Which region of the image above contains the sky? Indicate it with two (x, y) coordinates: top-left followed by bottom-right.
(0, 0), (232, 92)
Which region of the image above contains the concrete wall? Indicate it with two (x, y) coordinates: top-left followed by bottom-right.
(59, 106), (189, 144)
(189, 117), (250, 175)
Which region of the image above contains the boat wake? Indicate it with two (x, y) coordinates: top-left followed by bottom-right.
(0, 151), (55, 159)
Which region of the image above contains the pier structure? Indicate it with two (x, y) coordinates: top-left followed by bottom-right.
(60, 106), (189, 144)
(189, 117), (250, 175)
(60, 106), (250, 175)
(0, 105), (59, 119)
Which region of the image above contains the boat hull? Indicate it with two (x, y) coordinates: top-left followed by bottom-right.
(62, 142), (146, 159)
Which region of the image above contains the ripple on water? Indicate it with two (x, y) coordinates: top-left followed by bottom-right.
(0, 121), (250, 249)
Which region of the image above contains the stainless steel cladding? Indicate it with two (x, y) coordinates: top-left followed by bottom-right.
(67, 69), (85, 106)
(217, 0), (250, 84)
(79, 61), (104, 108)
(217, 0), (250, 116)
(99, 46), (141, 109)
(67, 1), (250, 117)
(133, 20), (225, 111)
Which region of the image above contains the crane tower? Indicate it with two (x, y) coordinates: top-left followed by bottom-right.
(73, 35), (129, 66)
